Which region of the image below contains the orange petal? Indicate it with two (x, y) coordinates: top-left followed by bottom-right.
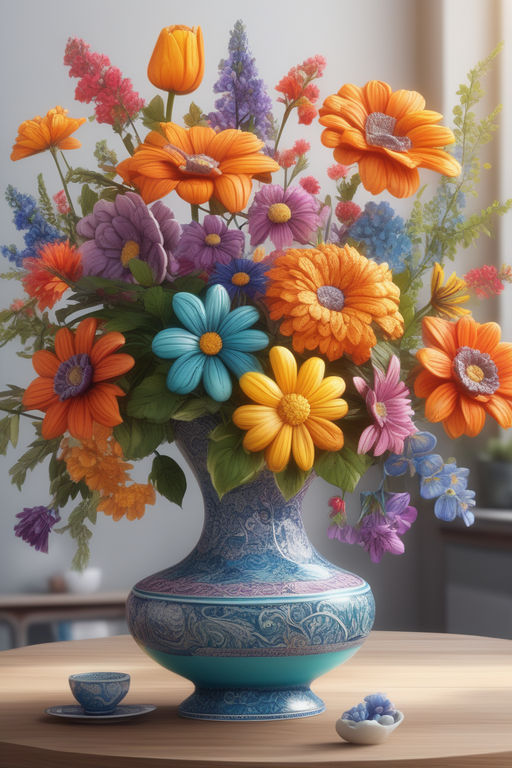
(92, 353), (135, 383)
(22, 377), (59, 410)
(424, 382), (458, 422)
(456, 315), (478, 348)
(90, 332), (126, 366)
(32, 350), (60, 378)
(67, 397), (94, 439)
(484, 394), (512, 429)
(417, 347), (452, 378)
(422, 316), (458, 357)
(74, 318), (98, 355)
(41, 401), (70, 439)
(84, 386), (124, 428)
(476, 322), (501, 354)
(54, 327), (75, 361)
(213, 174), (252, 213)
(305, 416), (344, 451)
(459, 395), (486, 437)
(443, 402), (466, 439)
(414, 369), (439, 398)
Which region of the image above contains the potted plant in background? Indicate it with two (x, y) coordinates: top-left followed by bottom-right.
(477, 434), (512, 509)
(1, 21), (512, 720)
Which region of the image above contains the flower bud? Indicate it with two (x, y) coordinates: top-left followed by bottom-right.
(147, 25), (204, 94)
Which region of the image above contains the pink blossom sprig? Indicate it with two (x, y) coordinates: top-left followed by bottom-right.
(64, 38), (145, 133)
(273, 55), (326, 155)
(464, 263), (512, 299)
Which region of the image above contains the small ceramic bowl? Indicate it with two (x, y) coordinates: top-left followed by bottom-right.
(69, 672), (130, 715)
(335, 710), (404, 745)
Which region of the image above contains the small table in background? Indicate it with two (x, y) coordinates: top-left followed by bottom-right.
(0, 591), (128, 647)
(0, 631), (511, 767)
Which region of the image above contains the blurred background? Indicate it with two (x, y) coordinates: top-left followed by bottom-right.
(0, 0), (511, 650)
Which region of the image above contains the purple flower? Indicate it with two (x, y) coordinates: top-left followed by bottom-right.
(248, 185), (320, 251)
(14, 506), (60, 553)
(358, 512), (405, 563)
(175, 215), (245, 275)
(209, 258), (268, 301)
(384, 492), (418, 536)
(76, 192), (181, 284)
(327, 523), (360, 544)
(364, 693), (396, 720)
(342, 702), (369, 722)
(208, 20), (273, 141)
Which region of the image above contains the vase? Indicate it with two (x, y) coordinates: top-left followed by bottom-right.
(127, 417), (375, 721)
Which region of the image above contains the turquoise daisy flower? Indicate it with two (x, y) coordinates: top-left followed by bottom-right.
(152, 284), (268, 402)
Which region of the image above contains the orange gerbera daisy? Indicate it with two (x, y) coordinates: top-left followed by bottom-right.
(22, 240), (83, 310)
(318, 81), (461, 198)
(22, 318), (134, 440)
(264, 243), (403, 364)
(414, 315), (512, 438)
(11, 106), (86, 161)
(116, 123), (280, 212)
(233, 346), (348, 472)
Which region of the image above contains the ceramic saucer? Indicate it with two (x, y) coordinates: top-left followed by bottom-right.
(46, 704), (156, 722)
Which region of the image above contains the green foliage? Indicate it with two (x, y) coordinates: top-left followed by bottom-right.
(149, 454), (187, 506)
(66, 167), (128, 193)
(37, 174), (58, 229)
(78, 183), (99, 217)
(172, 396), (221, 421)
(0, 301), (56, 356)
(143, 286), (174, 325)
(126, 374), (183, 422)
(114, 417), (174, 460)
(314, 444), (372, 494)
(55, 495), (98, 571)
(275, 464), (310, 501)
(94, 140), (118, 175)
(337, 173), (361, 202)
(141, 95), (166, 131)
(9, 432), (60, 490)
(128, 258), (155, 287)
(183, 102), (209, 128)
(207, 421), (264, 498)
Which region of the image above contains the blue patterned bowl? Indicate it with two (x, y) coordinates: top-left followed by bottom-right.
(69, 672), (130, 714)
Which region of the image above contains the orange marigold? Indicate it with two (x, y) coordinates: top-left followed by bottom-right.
(117, 122), (279, 212)
(98, 484), (156, 521)
(22, 240), (83, 310)
(318, 81), (461, 198)
(264, 243), (403, 364)
(415, 315), (512, 438)
(11, 106), (86, 161)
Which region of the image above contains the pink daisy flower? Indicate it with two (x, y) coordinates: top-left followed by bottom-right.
(354, 355), (416, 456)
(247, 184), (320, 250)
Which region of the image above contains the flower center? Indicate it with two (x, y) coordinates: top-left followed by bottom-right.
(453, 346), (499, 395)
(163, 143), (222, 177)
(316, 285), (345, 311)
(375, 401), (387, 418)
(365, 112), (412, 152)
(199, 332), (223, 355)
(204, 233), (221, 246)
(231, 271), (250, 286)
(277, 393), (311, 426)
(53, 354), (93, 401)
(120, 240), (140, 266)
(267, 203), (292, 224)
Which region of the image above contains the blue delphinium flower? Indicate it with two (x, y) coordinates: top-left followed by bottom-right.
(152, 284), (268, 402)
(348, 201), (412, 272)
(384, 431), (437, 477)
(14, 505), (60, 553)
(209, 258), (268, 302)
(208, 20), (273, 140)
(1, 186), (61, 267)
(434, 487), (476, 526)
(342, 702), (369, 722)
(364, 693), (396, 720)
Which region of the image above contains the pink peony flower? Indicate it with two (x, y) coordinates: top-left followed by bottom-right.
(354, 355), (416, 456)
(248, 184), (320, 250)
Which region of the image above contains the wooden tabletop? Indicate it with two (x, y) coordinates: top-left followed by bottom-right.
(0, 631), (511, 767)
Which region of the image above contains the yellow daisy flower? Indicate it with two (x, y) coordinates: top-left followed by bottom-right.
(430, 262), (470, 319)
(233, 346), (348, 472)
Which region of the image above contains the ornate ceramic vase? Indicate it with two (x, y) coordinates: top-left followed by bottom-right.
(127, 417), (375, 721)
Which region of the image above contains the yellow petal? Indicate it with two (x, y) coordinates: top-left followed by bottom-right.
(241, 415), (282, 453)
(291, 423), (315, 471)
(269, 346), (297, 395)
(265, 424), (293, 472)
(308, 375), (346, 403)
(296, 357), (325, 398)
(233, 405), (278, 430)
(305, 416), (344, 451)
(239, 371), (283, 406)
(309, 398), (348, 420)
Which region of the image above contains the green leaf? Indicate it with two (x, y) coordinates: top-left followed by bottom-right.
(128, 258), (154, 287)
(37, 173), (59, 228)
(141, 95), (166, 130)
(149, 454), (187, 506)
(143, 286), (174, 324)
(183, 101), (208, 128)
(371, 341), (397, 372)
(314, 445), (372, 494)
(172, 397), (220, 421)
(207, 421), (264, 498)
(114, 417), (173, 460)
(9, 434), (60, 490)
(78, 184), (99, 216)
(9, 412), (19, 448)
(0, 416), (11, 455)
(171, 275), (207, 294)
(127, 375), (182, 422)
(274, 464), (310, 501)
(57, 495), (99, 572)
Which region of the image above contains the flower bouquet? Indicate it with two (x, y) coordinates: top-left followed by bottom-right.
(1, 21), (512, 719)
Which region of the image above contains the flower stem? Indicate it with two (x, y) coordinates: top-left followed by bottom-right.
(50, 148), (77, 222)
(165, 92), (175, 123)
(191, 204), (199, 223)
(273, 104), (293, 155)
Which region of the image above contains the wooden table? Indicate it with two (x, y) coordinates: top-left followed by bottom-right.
(0, 631), (511, 767)
(0, 591), (129, 647)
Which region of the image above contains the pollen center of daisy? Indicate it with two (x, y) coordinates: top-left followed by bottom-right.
(267, 203), (292, 224)
(365, 112), (412, 153)
(120, 240), (140, 266)
(375, 401), (387, 418)
(204, 233), (221, 246)
(277, 393), (311, 426)
(316, 285), (345, 311)
(54, 353), (93, 401)
(232, 271), (250, 286)
(199, 331), (223, 355)
(453, 346), (499, 395)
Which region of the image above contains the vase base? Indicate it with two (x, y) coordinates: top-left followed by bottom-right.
(179, 686), (325, 721)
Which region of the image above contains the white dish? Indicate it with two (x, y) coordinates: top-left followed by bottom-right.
(335, 710), (404, 744)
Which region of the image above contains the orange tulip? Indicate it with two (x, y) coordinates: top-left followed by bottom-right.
(148, 25), (204, 94)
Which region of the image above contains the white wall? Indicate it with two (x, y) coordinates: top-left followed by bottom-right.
(0, 0), (507, 645)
